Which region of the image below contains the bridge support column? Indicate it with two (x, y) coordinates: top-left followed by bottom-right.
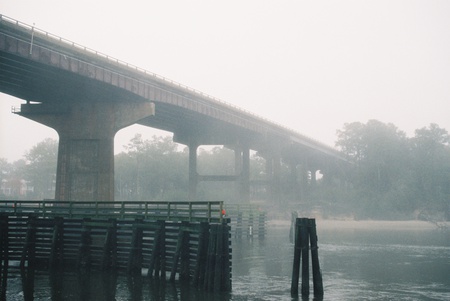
(188, 141), (199, 201)
(241, 147), (250, 202)
(233, 146), (250, 202)
(18, 100), (154, 202)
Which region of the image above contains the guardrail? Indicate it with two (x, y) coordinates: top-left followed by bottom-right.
(0, 14), (338, 155)
(0, 200), (224, 223)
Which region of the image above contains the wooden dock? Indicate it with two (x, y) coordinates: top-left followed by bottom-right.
(0, 200), (231, 293)
(225, 204), (266, 238)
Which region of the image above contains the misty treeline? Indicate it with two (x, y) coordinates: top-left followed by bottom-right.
(1, 120), (449, 220)
(333, 120), (449, 221)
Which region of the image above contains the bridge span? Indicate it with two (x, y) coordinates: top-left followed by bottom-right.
(0, 15), (346, 203)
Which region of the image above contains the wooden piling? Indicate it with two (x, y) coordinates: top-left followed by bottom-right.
(127, 219), (144, 275)
(204, 224), (217, 291)
(192, 222), (209, 288)
(20, 215), (37, 269)
(49, 217), (64, 270)
(300, 218), (310, 297)
(101, 218), (117, 270)
(148, 220), (165, 278)
(170, 221), (189, 282)
(77, 218), (92, 270)
(291, 217), (323, 298)
(309, 218), (323, 297)
(290, 218), (301, 296)
(0, 214), (9, 300)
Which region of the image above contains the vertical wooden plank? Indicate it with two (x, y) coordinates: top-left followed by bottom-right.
(300, 218), (310, 297)
(290, 218), (301, 296)
(77, 218), (91, 270)
(127, 219), (143, 275)
(0, 214), (9, 300)
(309, 218), (324, 297)
(192, 222), (209, 288)
(49, 217), (64, 270)
(20, 215), (37, 269)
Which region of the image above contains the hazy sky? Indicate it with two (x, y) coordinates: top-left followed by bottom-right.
(1, 0), (449, 161)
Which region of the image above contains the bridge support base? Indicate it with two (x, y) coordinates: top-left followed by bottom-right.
(18, 100), (154, 201)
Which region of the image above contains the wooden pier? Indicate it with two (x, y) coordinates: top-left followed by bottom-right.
(225, 204), (266, 238)
(0, 200), (231, 293)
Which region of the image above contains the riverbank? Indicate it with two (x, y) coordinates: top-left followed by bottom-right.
(268, 218), (450, 231)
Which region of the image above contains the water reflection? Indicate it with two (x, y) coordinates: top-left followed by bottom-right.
(4, 223), (450, 301)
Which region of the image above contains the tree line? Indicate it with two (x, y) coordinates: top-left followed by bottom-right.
(1, 121), (449, 221)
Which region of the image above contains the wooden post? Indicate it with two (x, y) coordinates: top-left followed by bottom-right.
(289, 211), (298, 243)
(222, 220), (232, 291)
(235, 212), (242, 238)
(204, 224), (217, 291)
(127, 219), (143, 275)
(180, 225), (190, 282)
(291, 217), (324, 298)
(148, 220), (165, 278)
(192, 222), (209, 288)
(20, 215), (37, 269)
(300, 218), (310, 297)
(170, 221), (189, 282)
(258, 212), (266, 239)
(309, 218), (324, 297)
(213, 223), (224, 291)
(248, 212), (254, 237)
(290, 218), (301, 296)
(49, 217), (64, 270)
(77, 218), (92, 270)
(101, 218), (117, 270)
(0, 214), (9, 300)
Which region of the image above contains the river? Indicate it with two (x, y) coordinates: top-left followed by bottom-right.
(3, 220), (450, 300)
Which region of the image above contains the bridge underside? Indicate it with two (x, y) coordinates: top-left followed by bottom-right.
(0, 18), (345, 203)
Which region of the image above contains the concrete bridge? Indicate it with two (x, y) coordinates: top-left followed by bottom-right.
(0, 15), (346, 203)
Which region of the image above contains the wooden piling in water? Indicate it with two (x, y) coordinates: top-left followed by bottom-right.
(309, 218), (323, 297)
(77, 218), (92, 270)
(20, 215), (37, 269)
(49, 217), (64, 270)
(0, 214), (9, 300)
(291, 217), (323, 298)
(192, 221), (209, 288)
(127, 219), (144, 275)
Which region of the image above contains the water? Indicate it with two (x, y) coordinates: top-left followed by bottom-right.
(3, 221), (450, 300)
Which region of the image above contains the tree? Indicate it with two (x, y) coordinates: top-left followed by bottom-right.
(24, 138), (58, 199)
(410, 124), (450, 219)
(115, 134), (188, 201)
(335, 120), (411, 218)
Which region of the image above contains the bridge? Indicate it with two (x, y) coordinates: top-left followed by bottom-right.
(0, 15), (346, 203)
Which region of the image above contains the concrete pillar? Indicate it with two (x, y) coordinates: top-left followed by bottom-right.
(19, 100), (154, 201)
(265, 156), (273, 199)
(233, 146), (250, 202)
(288, 161), (299, 200)
(188, 141), (199, 201)
(241, 147), (250, 202)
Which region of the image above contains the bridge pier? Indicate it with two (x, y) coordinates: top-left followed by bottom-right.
(18, 100), (154, 201)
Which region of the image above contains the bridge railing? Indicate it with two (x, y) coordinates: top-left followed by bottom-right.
(0, 200), (224, 223)
(0, 14), (337, 155)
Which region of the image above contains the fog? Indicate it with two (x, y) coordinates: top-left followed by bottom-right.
(1, 0), (450, 162)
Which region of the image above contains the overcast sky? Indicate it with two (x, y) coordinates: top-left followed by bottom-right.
(1, 0), (449, 162)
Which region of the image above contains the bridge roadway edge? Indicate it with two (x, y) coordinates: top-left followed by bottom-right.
(0, 15), (349, 204)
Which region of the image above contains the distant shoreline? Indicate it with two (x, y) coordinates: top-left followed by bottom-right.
(268, 219), (449, 230)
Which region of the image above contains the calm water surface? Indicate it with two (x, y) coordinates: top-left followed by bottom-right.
(4, 222), (450, 301)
